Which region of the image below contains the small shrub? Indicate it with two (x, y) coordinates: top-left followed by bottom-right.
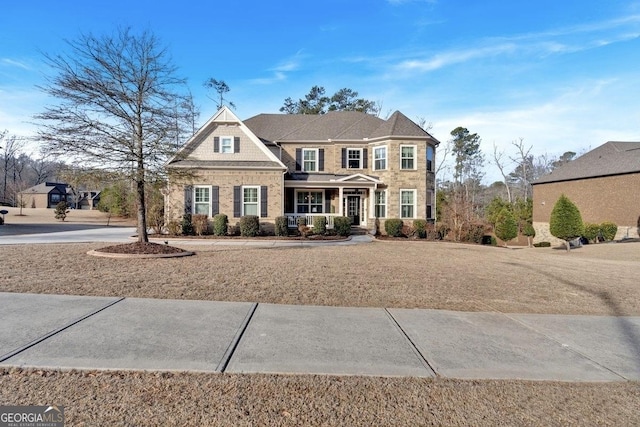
(491, 236), (498, 246)
(167, 220), (181, 235)
(181, 214), (194, 235)
(313, 216), (327, 235)
(296, 216), (306, 227)
(436, 223), (450, 240)
(494, 208), (518, 246)
(385, 219), (404, 237)
(413, 219), (428, 238)
(333, 216), (352, 236)
(213, 214), (228, 236)
(583, 223), (600, 243)
(275, 216), (289, 236)
(192, 214), (210, 236)
(549, 194), (584, 251)
(148, 204), (164, 235)
(239, 215), (260, 237)
(600, 221), (618, 241)
(534, 241), (551, 247)
(460, 222), (486, 244)
(54, 201), (69, 221)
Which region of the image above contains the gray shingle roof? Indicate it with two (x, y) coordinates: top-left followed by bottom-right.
(533, 141), (640, 184)
(244, 110), (437, 142)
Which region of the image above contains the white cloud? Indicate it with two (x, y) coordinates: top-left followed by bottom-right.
(1, 58), (31, 70)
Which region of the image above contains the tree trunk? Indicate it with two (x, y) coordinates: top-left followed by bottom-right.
(136, 161), (148, 243)
(565, 240), (571, 252)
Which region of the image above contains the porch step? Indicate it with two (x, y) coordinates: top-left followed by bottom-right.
(350, 227), (370, 236)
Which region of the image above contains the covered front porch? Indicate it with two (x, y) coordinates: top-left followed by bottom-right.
(284, 173), (382, 230)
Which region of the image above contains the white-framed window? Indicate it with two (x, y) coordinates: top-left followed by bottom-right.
(303, 148), (318, 172)
(426, 145), (434, 172)
(347, 148), (363, 169)
(400, 145), (416, 170)
(220, 136), (233, 154)
(242, 186), (259, 216)
(194, 186), (211, 216)
(296, 191), (323, 213)
(373, 146), (387, 170)
(400, 189), (416, 218)
(374, 190), (386, 218)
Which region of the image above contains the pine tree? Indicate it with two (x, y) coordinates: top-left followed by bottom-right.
(549, 194), (584, 251)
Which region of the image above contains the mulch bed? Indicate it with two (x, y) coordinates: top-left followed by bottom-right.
(94, 242), (189, 255)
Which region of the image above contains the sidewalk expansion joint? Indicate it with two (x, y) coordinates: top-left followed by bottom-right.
(0, 296), (126, 363)
(476, 301), (630, 381)
(384, 308), (439, 377)
(217, 302), (258, 373)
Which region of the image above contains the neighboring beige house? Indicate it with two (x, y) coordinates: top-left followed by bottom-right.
(19, 182), (71, 209)
(532, 141), (640, 243)
(165, 106), (439, 233)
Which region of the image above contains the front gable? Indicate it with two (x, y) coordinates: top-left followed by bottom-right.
(167, 106), (285, 168)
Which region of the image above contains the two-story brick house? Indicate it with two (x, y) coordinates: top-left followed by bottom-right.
(165, 106), (439, 233)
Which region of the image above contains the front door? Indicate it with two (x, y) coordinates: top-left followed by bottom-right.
(347, 195), (360, 226)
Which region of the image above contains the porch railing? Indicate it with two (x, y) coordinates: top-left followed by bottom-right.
(286, 213), (338, 229)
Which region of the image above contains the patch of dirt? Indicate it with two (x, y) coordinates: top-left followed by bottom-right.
(94, 242), (189, 255)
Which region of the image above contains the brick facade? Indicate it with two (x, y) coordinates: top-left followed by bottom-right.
(532, 173), (640, 242)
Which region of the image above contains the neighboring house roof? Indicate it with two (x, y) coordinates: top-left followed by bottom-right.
(20, 182), (69, 195)
(244, 110), (438, 143)
(533, 141), (640, 185)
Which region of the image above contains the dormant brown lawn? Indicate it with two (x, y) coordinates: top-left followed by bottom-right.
(1, 210), (639, 425)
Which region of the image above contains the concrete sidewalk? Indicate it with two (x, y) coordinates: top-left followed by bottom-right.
(2, 292), (639, 381)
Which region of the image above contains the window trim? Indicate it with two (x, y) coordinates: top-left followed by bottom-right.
(295, 190), (324, 214)
(373, 146), (387, 171)
(346, 148), (363, 169)
(194, 185), (211, 216)
(400, 189), (417, 219)
(242, 185), (260, 216)
(374, 190), (386, 219)
(301, 148), (319, 172)
(220, 136), (233, 154)
(400, 145), (417, 170)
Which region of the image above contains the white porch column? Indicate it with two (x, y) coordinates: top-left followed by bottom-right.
(338, 187), (344, 216)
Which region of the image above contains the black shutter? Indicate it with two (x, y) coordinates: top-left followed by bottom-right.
(184, 185), (193, 214)
(260, 186), (268, 218)
(325, 190), (330, 213)
(342, 148), (347, 168)
(295, 148), (302, 171)
(234, 136), (240, 153)
(319, 149), (325, 171)
(211, 186), (219, 216)
(233, 186), (241, 218)
(363, 148), (368, 169)
(214, 137), (220, 153)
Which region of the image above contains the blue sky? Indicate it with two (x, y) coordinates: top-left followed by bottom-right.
(2, 0), (640, 182)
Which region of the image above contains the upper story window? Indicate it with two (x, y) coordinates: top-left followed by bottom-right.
(400, 145), (416, 170)
(220, 136), (233, 154)
(214, 136), (238, 154)
(373, 146), (387, 170)
(426, 145), (434, 172)
(303, 148), (318, 172)
(347, 148), (362, 169)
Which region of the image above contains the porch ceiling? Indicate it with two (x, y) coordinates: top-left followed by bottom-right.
(285, 173), (380, 189)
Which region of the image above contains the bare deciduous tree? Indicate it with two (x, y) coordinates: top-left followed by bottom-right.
(36, 28), (193, 242)
(492, 143), (512, 203)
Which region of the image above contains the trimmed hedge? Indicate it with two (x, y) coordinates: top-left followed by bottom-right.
(600, 221), (618, 241)
(413, 219), (428, 238)
(239, 215), (260, 237)
(213, 214), (228, 236)
(583, 223), (600, 243)
(181, 214), (194, 235)
(275, 216), (289, 236)
(333, 216), (352, 236)
(534, 241), (551, 247)
(385, 219), (404, 237)
(313, 216), (327, 235)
